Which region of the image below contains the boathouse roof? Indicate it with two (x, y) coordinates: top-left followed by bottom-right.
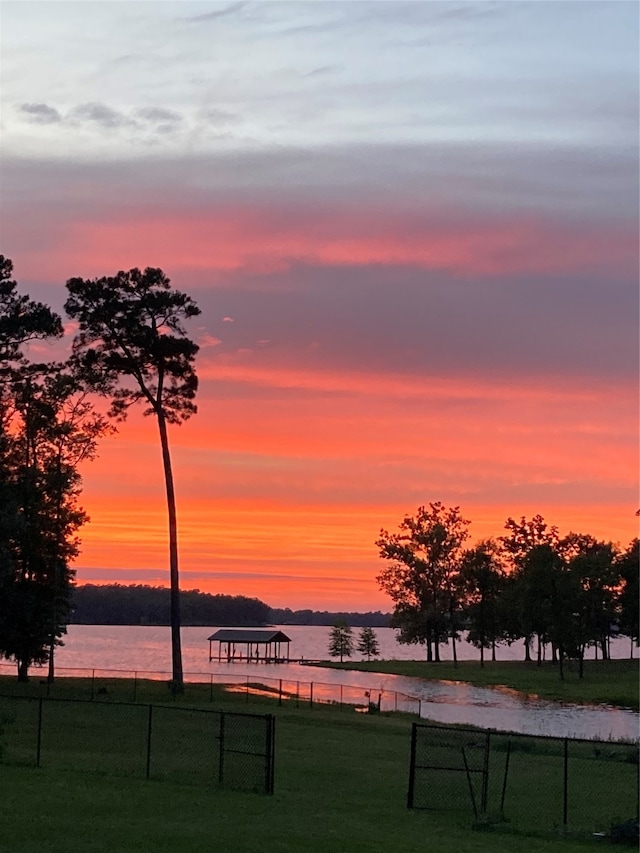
(207, 629), (291, 643)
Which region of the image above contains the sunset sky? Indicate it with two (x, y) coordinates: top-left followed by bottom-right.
(1, 1), (638, 610)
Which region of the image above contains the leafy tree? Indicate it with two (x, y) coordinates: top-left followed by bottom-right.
(0, 363), (107, 680)
(615, 538), (639, 655)
(357, 626), (380, 661)
(0, 257), (80, 681)
(499, 515), (560, 662)
(522, 544), (577, 678)
(561, 534), (618, 673)
(500, 514), (559, 565)
(376, 503), (470, 662)
(0, 255), (62, 366)
(65, 268), (200, 691)
(328, 621), (353, 662)
(458, 539), (506, 667)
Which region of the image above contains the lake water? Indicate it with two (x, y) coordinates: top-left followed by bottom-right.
(7, 625), (638, 742)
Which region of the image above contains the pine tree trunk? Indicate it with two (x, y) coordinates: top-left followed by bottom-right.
(157, 411), (183, 692)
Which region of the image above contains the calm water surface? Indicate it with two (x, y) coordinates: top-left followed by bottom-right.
(39, 625), (640, 742)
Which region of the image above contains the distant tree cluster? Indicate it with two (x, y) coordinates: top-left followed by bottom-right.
(377, 503), (638, 677)
(70, 588), (391, 630)
(271, 608), (390, 627)
(71, 584), (271, 627)
(328, 622), (381, 662)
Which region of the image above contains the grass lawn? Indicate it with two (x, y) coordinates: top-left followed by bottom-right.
(318, 658), (640, 710)
(1, 676), (637, 852)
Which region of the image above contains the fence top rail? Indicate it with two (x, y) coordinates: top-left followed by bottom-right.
(413, 720), (640, 748)
(0, 692), (274, 722)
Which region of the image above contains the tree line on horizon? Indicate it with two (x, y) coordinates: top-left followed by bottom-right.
(70, 584), (391, 628)
(377, 503), (638, 677)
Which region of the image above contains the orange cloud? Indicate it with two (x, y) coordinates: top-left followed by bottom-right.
(19, 203), (636, 284)
(72, 358), (637, 610)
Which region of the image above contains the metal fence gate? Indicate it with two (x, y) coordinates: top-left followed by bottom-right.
(407, 722), (639, 837)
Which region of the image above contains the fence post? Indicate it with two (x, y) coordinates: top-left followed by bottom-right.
(269, 715), (276, 794)
(481, 731), (491, 814)
(310, 682), (314, 708)
(500, 739), (512, 815)
(218, 713), (225, 786)
(563, 738), (569, 826)
(418, 699), (422, 718)
(145, 704), (153, 779)
(36, 697), (43, 768)
(264, 715), (274, 795)
(461, 747), (479, 820)
(407, 723), (417, 809)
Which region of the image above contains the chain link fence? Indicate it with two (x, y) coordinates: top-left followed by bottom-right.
(0, 662), (422, 715)
(0, 694), (275, 793)
(408, 723), (639, 839)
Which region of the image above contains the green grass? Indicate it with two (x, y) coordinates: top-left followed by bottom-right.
(318, 658), (640, 710)
(0, 675), (637, 852)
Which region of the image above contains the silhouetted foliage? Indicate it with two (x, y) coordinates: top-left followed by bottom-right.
(271, 608), (390, 627)
(562, 534), (618, 676)
(376, 503), (470, 662)
(458, 539), (506, 667)
(65, 267), (201, 691)
(376, 504), (636, 676)
(0, 258), (101, 680)
(71, 585), (271, 627)
(328, 621), (353, 662)
(615, 538), (639, 648)
(0, 255), (62, 366)
(499, 515), (560, 662)
(69, 591), (391, 627)
(357, 626), (380, 660)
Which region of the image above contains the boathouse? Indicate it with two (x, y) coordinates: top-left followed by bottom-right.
(207, 629), (292, 663)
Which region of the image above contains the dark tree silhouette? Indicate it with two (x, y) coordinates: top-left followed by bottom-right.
(615, 538), (638, 655)
(0, 255), (62, 365)
(376, 503), (470, 662)
(458, 539), (505, 667)
(0, 366), (104, 680)
(357, 626), (380, 661)
(64, 267), (200, 691)
(328, 621), (353, 662)
(499, 515), (560, 662)
(0, 257), (73, 681)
